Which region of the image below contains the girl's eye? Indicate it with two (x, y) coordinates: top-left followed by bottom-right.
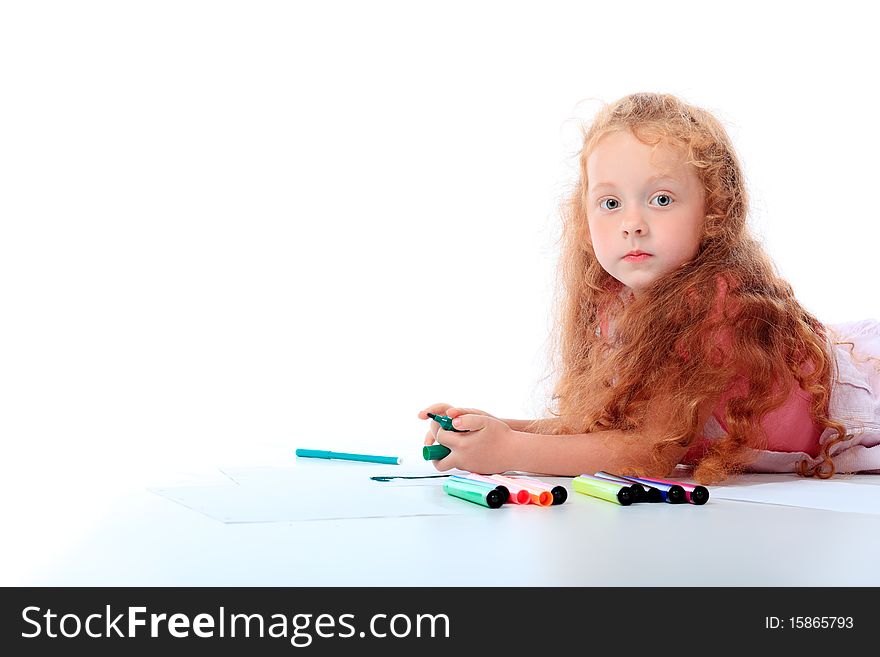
(598, 194), (674, 210)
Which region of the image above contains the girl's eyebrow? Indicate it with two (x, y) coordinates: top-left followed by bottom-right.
(590, 174), (682, 192)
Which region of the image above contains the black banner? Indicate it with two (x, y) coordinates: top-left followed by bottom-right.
(1, 587), (871, 654)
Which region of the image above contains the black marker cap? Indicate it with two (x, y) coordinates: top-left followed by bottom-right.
(642, 486), (664, 503)
(549, 485), (568, 505)
(629, 484), (645, 502)
(493, 485), (510, 505)
(667, 484), (687, 504)
(485, 489), (504, 509)
(690, 486), (710, 505)
(616, 487), (634, 506)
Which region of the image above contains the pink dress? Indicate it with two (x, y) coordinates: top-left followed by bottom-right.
(598, 292), (880, 473)
(732, 318), (880, 474)
(681, 367), (825, 464)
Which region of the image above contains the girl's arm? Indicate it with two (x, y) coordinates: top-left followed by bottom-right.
(504, 428), (687, 476)
(505, 396), (716, 476)
(498, 417), (560, 433)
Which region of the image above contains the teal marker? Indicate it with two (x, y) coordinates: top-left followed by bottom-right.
(423, 413), (466, 461)
(449, 474), (510, 504)
(443, 478), (503, 509)
(295, 449), (401, 465)
(423, 444), (451, 460)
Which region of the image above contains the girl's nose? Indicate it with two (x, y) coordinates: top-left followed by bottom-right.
(622, 223), (646, 236)
(621, 212), (648, 236)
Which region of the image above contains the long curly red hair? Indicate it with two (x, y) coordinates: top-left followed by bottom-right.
(525, 92), (849, 485)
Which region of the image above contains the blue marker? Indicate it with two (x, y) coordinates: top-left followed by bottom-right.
(602, 472), (686, 504)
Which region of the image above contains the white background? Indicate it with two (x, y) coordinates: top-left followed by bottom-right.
(1, 1), (878, 584)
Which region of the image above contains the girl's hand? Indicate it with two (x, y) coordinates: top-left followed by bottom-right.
(417, 403), (499, 446)
(430, 414), (518, 474)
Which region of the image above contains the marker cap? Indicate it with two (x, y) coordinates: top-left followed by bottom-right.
(423, 444), (452, 460)
(549, 486), (568, 505)
(665, 485), (687, 504)
(689, 486), (710, 505)
(643, 486), (664, 503)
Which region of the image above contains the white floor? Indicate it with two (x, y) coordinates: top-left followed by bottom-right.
(9, 448), (880, 587)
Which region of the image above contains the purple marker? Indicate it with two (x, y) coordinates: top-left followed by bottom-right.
(593, 471), (662, 503)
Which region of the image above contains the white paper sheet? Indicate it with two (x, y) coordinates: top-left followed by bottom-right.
(220, 464), (463, 487)
(149, 463), (469, 523)
(673, 472), (880, 515)
(153, 464), (880, 521)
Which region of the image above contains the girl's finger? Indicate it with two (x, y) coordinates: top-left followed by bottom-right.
(435, 429), (462, 448)
(418, 403), (452, 419)
(434, 453), (456, 472)
(447, 407), (483, 418)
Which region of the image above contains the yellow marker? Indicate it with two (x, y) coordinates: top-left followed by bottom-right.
(572, 474), (635, 506)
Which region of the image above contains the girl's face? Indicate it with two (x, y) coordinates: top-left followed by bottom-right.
(585, 130), (706, 297)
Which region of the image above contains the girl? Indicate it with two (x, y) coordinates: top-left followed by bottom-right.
(419, 92), (880, 485)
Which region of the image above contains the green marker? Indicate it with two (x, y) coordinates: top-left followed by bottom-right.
(423, 413), (466, 461)
(426, 413), (469, 432)
(423, 444), (452, 460)
(450, 474), (510, 504)
(443, 478), (503, 509)
(572, 474), (634, 506)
